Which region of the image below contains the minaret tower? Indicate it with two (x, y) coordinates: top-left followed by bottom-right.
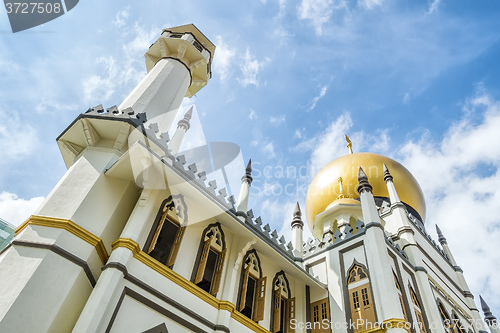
(119, 24), (214, 132)
(0, 24), (214, 332)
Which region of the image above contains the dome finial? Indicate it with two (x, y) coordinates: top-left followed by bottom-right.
(337, 177), (347, 199)
(345, 135), (353, 154)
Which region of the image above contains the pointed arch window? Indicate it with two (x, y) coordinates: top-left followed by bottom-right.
(451, 312), (465, 333)
(193, 223), (226, 296)
(394, 273), (408, 322)
(347, 264), (375, 332)
(271, 271), (295, 333)
(438, 302), (451, 333)
(144, 195), (187, 268)
(409, 286), (427, 333)
(238, 250), (267, 321)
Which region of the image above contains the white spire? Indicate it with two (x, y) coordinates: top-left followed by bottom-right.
(168, 106), (193, 156)
(236, 160), (253, 212)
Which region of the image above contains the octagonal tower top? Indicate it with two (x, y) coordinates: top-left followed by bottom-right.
(145, 24), (215, 98)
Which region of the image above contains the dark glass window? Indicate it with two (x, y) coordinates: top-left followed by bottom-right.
(241, 276), (256, 318)
(197, 249), (218, 293)
(150, 219), (179, 265)
(277, 298), (286, 333)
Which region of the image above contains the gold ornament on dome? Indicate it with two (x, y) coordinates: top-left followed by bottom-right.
(305, 151), (426, 231)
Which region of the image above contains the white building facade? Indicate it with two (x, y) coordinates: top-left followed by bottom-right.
(0, 24), (497, 333)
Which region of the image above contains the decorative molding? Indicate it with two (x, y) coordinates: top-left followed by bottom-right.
(16, 215), (109, 265)
(111, 237), (272, 333)
(11, 239), (96, 287)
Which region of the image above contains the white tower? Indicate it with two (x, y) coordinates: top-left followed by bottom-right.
(0, 24), (214, 332)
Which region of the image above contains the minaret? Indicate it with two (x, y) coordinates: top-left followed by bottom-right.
(383, 164), (400, 204)
(0, 25), (215, 332)
(480, 296), (500, 333)
(436, 224), (484, 327)
(435, 224), (457, 266)
(119, 24), (214, 132)
(236, 160), (253, 212)
(291, 202), (304, 258)
(168, 106), (193, 156)
(357, 167), (407, 331)
(357, 167), (379, 224)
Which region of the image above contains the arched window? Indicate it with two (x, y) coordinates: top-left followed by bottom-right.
(409, 286), (427, 333)
(438, 302), (451, 333)
(193, 223), (226, 296)
(271, 271), (295, 333)
(238, 250), (267, 321)
(144, 195), (187, 268)
(347, 263), (375, 332)
(451, 312), (464, 333)
(393, 273), (408, 322)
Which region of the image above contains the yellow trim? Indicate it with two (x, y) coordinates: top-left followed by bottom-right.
(357, 319), (410, 333)
(112, 238), (272, 333)
(15, 215), (109, 265)
(427, 276), (472, 321)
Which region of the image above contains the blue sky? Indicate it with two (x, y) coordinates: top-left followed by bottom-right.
(1, 0), (500, 317)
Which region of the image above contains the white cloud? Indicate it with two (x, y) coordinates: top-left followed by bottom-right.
(0, 108), (39, 162)
(82, 22), (158, 105)
(0, 192), (44, 227)
(249, 109), (257, 120)
(309, 112), (353, 171)
(403, 93), (410, 104)
(35, 99), (78, 114)
(427, 0), (441, 14)
(113, 7), (130, 28)
(270, 115), (286, 125)
(398, 92), (500, 311)
(294, 129), (303, 139)
(358, 0), (384, 9)
(297, 0), (346, 35)
(263, 141), (276, 159)
(213, 36), (236, 83)
(308, 85), (329, 112)
(238, 49), (266, 87)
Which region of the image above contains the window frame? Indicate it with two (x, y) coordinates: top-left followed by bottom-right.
(237, 250), (267, 322)
(143, 195), (188, 268)
(192, 222), (226, 296)
(271, 271), (295, 333)
(347, 263), (376, 333)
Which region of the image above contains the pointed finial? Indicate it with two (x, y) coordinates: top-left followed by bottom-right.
(480, 295), (498, 325)
(357, 167), (372, 194)
(345, 135), (353, 154)
(177, 106), (193, 131)
(291, 202), (304, 229)
(383, 163), (393, 182)
(337, 177), (347, 199)
(435, 224), (447, 244)
(241, 159), (253, 185)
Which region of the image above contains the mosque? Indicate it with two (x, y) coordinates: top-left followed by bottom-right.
(0, 24), (497, 333)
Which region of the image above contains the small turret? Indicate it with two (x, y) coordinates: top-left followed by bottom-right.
(383, 163), (401, 204)
(168, 106), (193, 156)
(480, 296), (500, 333)
(236, 160), (253, 212)
(291, 202), (304, 258)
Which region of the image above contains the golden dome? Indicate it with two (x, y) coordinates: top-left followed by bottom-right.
(305, 152), (425, 230)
